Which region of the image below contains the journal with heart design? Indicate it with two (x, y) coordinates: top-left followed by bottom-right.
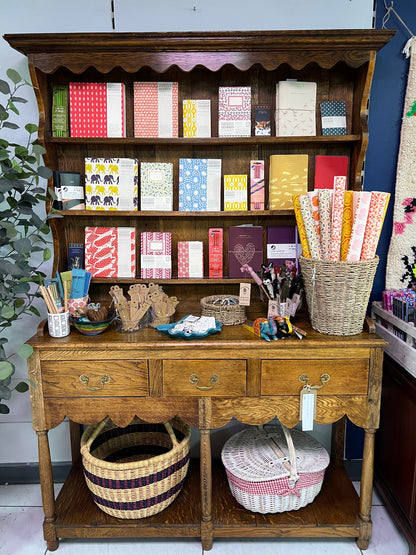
(228, 225), (263, 278)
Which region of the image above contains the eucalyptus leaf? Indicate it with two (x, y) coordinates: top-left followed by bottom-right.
(15, 381), (29, 393)
(0, 79), (11, 94)
(6, 68), (22, 84)
(2, 122), (19, 130)
(0, 404), (10, 414)
(24, 123), (38, 134)
(0, 361), (13, 380)
(17, 344), (33, 359)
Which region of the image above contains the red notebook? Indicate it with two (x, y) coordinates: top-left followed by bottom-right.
(314, 155), (349, 189)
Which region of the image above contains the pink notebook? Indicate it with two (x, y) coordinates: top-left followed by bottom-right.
(133, 82), (178, 138)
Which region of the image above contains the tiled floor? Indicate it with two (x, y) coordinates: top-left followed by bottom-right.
(0, 482), (409, 555)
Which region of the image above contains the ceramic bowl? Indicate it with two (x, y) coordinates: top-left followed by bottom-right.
(70, 314), (114, 336)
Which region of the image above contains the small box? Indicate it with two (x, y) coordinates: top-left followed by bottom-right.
(224, 175), (247, 211)
(209, 228), (223, 278)
(140, 232), (172, 279)
(250, 161), (265, 210)
(178, 241), (204, 278)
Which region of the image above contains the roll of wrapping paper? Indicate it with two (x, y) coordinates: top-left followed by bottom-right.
(329, 188), (345, 261)
(340, 190), (354, 261)
(334, 175), (347, 191)
(318, 189), (332, 260)
(346, 191), (372, 261)
(299, 194), (322, 259)
(292, 194), (311, 258)
(307, 191), (320, 237)
(360, 191), (390, 260)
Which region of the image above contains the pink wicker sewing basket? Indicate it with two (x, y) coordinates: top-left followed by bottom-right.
(221, 424), (330, 513)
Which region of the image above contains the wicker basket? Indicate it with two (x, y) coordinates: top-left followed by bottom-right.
(221, 424), (330, 514)
(200, 295), (246, 325)
(299, 255), (379, 336)
(80, 415), (191, 519)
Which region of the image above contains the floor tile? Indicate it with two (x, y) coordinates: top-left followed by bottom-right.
(203, 537), (361, 554)
(363, 505), (409, 554)
(352, 481), (383, 506)
(48, 538), (202, 554)
(0, 483), (63, 507)
(0, 506), (46, 555)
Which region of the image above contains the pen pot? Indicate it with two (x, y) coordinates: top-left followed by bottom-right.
(48, 311), (70, 338)
(299, 256), (379, 336)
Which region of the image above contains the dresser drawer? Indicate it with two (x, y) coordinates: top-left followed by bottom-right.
(163, 359), (246, 396)
(261, 359), (368, 396)
(42, 360), (149, 397)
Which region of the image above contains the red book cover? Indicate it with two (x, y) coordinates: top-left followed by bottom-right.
(314, 155), (349, 189)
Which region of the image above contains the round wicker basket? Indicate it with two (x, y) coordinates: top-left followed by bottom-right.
(81, 415), (191, 519)
(299, 255), (379, 336)
(200, 295), (246, 325)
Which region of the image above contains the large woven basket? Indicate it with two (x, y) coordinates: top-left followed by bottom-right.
(221, 424), (329, 514)
(81, 415), (191, 519)
(200, 295), (246, 325)
(299, 255), (379, 336)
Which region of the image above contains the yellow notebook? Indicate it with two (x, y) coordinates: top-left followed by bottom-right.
(224, 174), (247, 211)
(269, 155), (308, 210)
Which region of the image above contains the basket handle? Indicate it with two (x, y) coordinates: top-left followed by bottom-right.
(259, 424), (300, 488)
(80, 416), (111, 455)
(163, 421), (179, 447)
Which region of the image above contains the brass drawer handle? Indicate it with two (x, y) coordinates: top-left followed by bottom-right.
(299, 373), (330, 390)
(189, 373), (219, 391)
(79, 374), (111, 391)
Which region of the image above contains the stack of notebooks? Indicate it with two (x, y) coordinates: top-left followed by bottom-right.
(140, 162), (173, 211)
(178, 158), (221, 211)
(85, 158), (138, 211)
(84, 227), (136, 278)
(218, 86), (251, 137)
(134, 82), (178, 138)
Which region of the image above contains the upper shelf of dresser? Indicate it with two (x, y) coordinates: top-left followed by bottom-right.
(4, 29), (395, 74)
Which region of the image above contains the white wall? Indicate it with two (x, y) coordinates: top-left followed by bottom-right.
(0, 0), (373, 467)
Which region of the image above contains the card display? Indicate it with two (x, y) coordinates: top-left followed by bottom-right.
(228, 225), (263, 278)
(85, 158), (138, 211)
(140, 162), (173, 211)
(85, 226), (135, 278)
(69, 82), (125, 138)
(140, 232), (172, 279)
(178, 158), (221, 211)
(183, 99), (211, 137)
(321, 101), (347, 135)
(224, 174), (247, 211)
(276, 81), (316, 136)
(218, 86), (251, 137)
(269, 154), (308, 210)
(134, 82), (178, 138)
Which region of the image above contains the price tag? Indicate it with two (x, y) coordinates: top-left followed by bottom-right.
(267, 300), (279, 318)
(300, 387), (316, 431)
(239, 282), (251, 306)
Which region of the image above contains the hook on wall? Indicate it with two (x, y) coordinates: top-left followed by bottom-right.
(382, 1), (415, 38)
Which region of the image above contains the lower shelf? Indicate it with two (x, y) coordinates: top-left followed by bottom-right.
(53, 459), (361, 541)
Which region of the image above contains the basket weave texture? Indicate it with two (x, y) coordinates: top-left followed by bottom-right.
(221, 424), (329, 514)
(200, 295), (246, 325)
(299, 255), (379, 336)
(81, 416), (191, 519)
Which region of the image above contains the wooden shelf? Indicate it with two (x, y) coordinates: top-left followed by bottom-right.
(57, 209), (294, 217)
(55, 460), (360, 540)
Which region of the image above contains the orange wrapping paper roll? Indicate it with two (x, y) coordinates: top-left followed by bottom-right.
(340, 190), (354, 261)
(292, 194), (311, 258)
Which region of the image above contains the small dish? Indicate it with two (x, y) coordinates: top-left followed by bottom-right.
(156, 316), (222, 339)
(70, 314), (114, 336)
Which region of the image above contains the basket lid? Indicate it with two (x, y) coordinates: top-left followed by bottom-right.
(221, 425), (330, 482)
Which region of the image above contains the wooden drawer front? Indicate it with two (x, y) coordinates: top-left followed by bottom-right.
(261, 359), (368, 396)
(42, 360), (148, 397)
(163, 360), (246, 396)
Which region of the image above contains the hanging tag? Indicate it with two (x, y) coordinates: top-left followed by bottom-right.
(300, 387), (316, 431)
(267, 300), (279, 318)
(239, 282), (251, 306)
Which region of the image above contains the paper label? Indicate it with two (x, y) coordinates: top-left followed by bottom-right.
(300, 388), (316, 431)
(239, 282), (251, 306)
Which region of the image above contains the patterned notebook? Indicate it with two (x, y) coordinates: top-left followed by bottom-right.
(84, 227), (135, 278)
(178, 158), (221, 211)
(140, 162), (173, 211)
(85, 158), (138, 211)
(134, 82), (178, 138)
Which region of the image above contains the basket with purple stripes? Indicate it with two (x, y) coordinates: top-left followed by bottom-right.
(80, 415), (191, 519)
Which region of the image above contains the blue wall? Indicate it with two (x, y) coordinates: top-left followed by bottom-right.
(366, 0), (416, 302)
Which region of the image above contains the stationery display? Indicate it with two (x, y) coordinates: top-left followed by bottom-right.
(254, 105), (271, 136)
(140, 231), (172, 279)
(53, 171), (84, 210)
(228, 225), (263, 278)
(183, 99), (211, 137)
(269, 154), (308, 210)
(140, 162), (173, 211)
(224, 174), (248, 211)
(177, 241), (204, 278)
(276, 80), (317, 136)
(85, 157), (138, 211)
(69, 82), (125, 137)
(218, 86), (251, 137)
(84, 226), (136, 278)
(52, 85), (68, 137)
(320, 101), (347, 135)
(314, 155), (349, 189)
(250, 161), (265, 210)
(382, 288), (416, 324)
(178, 158), (221, 211)
(133, 81), (178, 138)
(209, 228), (223, 278)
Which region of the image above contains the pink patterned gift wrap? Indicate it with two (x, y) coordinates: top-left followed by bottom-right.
(299, 194), (321, 259)
(329, 188), (345, 261)
(360, 192), (390, 260)
(346, 191), (372, 262)
(318, 189), (332, 260)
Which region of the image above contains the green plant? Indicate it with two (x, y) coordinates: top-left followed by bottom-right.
(0, 68), (52, 413)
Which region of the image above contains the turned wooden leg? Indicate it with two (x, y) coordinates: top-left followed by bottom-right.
(357, 428), (376, 550)
(37, 430), (59, 551)
(200, 428), (213, 551)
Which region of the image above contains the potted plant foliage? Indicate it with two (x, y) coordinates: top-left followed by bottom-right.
(0, 68), (52, 413)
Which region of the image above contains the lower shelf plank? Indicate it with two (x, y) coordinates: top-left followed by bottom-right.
(53, 459), (361, 540)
